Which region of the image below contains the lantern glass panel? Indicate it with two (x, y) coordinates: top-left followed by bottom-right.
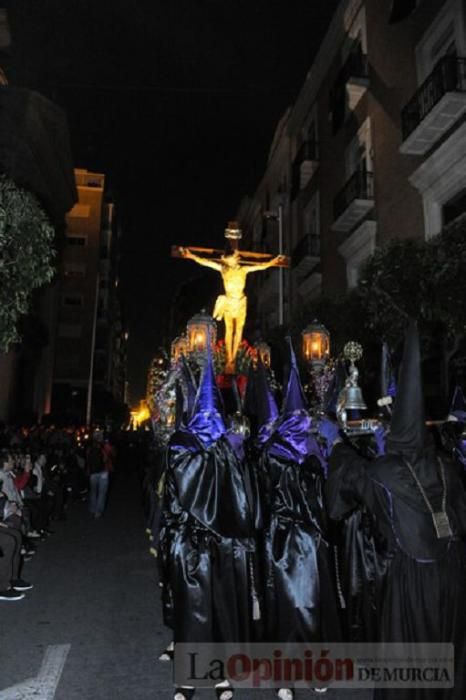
(186, 313), (217, 354)
(302, 323), (330, 364)
(255, 341), (271, 368)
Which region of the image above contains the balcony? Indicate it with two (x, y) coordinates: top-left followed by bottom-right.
(291, 141), (319, 199)
(292, 234), (320, 275)
(400, 56), (466, 156)
(297, 272), (322, 300)
(343, 50), (370, 111)
(331, 50), (369, 132)
(332, 170), (374, 232)
(338, 221), (377, 289)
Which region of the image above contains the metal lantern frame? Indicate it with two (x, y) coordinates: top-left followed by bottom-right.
(186, 310), (217, 355)
(301, 320), (330, 368)
(254, 340), (272, 369)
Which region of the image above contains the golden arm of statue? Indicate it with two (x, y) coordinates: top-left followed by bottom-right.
(179, 247), (222, 272)
(243, 254), (286, 274)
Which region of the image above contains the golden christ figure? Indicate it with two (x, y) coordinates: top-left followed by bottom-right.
(178, 243), (285, 372)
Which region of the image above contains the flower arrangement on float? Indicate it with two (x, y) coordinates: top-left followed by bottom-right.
(213, 338), (256, 394)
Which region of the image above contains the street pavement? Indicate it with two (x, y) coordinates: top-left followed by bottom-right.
(0, 464), (372, 700)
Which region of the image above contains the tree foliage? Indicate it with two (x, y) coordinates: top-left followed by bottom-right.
(295, 221), (466, 355)
(0, 175), (56, 351)
(358, 221), (466, 346)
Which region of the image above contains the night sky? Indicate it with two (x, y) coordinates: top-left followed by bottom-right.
(6, 0), (340, 402)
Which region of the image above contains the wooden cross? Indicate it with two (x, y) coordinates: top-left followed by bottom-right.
(171, 220), (289, 268)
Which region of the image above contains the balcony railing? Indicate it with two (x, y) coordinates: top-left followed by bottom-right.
(331, 50), (369, 133)
(291, 140), (319, 199)
(342, 49), (369, 84)
(292, 234), (321, 269)
(402, 56), (466, 141)
(333, 170), (374, 222)
(295, 139), (319, 164)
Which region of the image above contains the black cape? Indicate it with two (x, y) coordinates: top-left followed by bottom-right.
(259, 445), (341, 644)
(327, 442), (466, 699)
(159, 430), (260, 643)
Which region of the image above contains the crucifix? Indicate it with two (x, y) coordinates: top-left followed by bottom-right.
(172, 221), (289, 373)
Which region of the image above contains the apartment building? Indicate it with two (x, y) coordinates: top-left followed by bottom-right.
(50, 169), (127, 422)
(237, 0), (466, 330)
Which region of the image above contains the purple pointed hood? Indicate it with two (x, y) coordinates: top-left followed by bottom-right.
(256, 358), (279, 444)
(180, 354), (197, 420)
(269, 337), (321, 464)
(281, 336), (307, 415)
(187, 340), (226, 447)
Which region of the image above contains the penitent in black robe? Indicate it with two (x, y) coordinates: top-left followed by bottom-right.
(326, 442), (466, 699)
(259, 444), (342, 644)
(336, 505), (391, 643)
(159, 430), (261, 643)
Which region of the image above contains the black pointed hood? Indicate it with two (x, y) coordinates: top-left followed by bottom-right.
(381, 342), (397, 399)
(175, 380), (185, 430)
(386, 320), (425, 458)
(180, 354), (197, 421)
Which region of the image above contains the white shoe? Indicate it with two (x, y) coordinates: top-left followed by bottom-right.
(27, 530), (41, 539)
(277, 690), (294, 700)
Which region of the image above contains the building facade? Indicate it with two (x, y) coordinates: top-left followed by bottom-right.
(49, 169), (127, 423)
(237, 0), (466, 330)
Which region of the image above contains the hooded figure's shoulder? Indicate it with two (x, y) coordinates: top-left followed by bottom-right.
(369, 454), (404, 487)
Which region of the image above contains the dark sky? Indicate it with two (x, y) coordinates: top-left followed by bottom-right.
(7, 0), (339, 402)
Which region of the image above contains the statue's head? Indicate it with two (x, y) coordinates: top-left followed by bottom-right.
(221, 250), (240, 268)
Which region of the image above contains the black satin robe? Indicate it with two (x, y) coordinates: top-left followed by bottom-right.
(336, 505), (391, 642)
(259, 449), (341, 644)
(326, 443), (466, 699)
(159, 430), (261, 643)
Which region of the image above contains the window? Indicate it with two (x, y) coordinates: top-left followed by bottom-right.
(443, 188), (466, 226)
(345, 119), (372, 178)
(416, 0), (466, 82)
(303, 192), (321, 257)
(304, 193), (320, 238)
(64, 263), (87, 278)
(66, 235), (87, 247)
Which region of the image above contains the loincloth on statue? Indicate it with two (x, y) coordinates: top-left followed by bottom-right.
(213, 294), (247, 321)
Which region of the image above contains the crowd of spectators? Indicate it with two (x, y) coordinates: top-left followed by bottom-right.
(0, 424), (115, 602)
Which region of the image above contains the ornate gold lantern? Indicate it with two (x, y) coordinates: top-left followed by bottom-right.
(186, 310), (217, 355)
(254, 341), (272, 369)
(302, 320), (330, 368)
